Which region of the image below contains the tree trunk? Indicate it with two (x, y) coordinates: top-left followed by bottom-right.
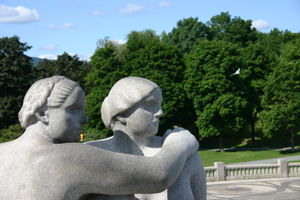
(290, 131), (295, 152)
(250, 122), (255, 146)
(219, 134), (223, 152)
(250, 111), (257, 146)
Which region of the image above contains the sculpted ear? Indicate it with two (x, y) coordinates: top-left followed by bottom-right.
(35, 110), (49, 124)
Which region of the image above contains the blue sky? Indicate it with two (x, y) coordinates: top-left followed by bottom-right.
(1, 0), (299, 60)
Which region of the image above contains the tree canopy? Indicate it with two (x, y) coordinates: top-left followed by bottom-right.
(208, 12), (258, 46)
(185, 40), (248, 150)
(0, 36), (33, 129)
(85, 30), (187, 139)
(34, 52), (91, 88)
(162, 17), (209, 54)
(84, 39), (125, 139)
(0, 12), (299, 149)
(260, 37), (300, 150)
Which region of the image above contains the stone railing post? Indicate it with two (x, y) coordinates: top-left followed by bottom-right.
(278, 159), (288, 177)
(214, 162), (225, 181)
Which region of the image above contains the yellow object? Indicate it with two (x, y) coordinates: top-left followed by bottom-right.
(80, 133), (84, 142)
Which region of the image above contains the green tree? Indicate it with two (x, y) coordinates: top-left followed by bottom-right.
(260, 37), (300, 151)
(208, 12), (258, 46)
(185, 40), (248, 151)
(122, 30), (187, 133)
(33, 58), (54, 79)
(85, 31), (189, 138)
(162, 17), (209, 54)
(239, 41), (272, 144)
(34, 52), (91, 89)
(241, 30), (298, 144)
(0, 36), (33, 129)
(256, 29), (296, 69)
(85, 39), (125, 139)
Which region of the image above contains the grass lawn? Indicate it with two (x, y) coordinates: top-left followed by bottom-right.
(199, 149), (300, 167)
(289, 160), (300, 163)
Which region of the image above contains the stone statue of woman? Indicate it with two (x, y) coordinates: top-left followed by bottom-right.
(87, 76), (206, 200)
(0, 76), (199, 200)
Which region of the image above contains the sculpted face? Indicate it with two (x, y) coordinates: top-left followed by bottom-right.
(47, 87), (88, 142)
(125, 88), (163, 137)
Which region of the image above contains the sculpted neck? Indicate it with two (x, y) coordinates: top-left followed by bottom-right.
(112, 130), (162, 157)
(114, 130), (152, 146)
(112, 123), (153, 154)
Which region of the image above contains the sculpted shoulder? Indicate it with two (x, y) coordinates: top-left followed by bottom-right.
(85, 137), (115, 151)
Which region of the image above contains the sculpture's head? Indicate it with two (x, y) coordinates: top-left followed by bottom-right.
(19, 76), (88, 142)
(101, 76), (163, 137)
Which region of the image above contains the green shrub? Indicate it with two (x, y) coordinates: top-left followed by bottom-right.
(82, 126), (112, 142)
(0, 124), (24, 143)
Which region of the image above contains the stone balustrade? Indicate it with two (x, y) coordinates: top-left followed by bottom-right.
(289, 163), (300, 177)
(204, 159), (300, 181)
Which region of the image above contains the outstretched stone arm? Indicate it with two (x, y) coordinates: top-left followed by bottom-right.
(47, 130), (198, 195)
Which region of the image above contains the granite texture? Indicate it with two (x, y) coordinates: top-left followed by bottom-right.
(87, 77), (206, 200)
(0, 76), (199, 200)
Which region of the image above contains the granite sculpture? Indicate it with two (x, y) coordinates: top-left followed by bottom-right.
(0, 76), (199, 200)
(87, 76), (207, 200)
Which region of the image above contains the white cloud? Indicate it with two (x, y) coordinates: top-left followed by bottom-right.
(39, 53), (91, 61)
(92, 10), (104, 16)
(159, 1), (171, 8)
(112, 39), (126, 45)
(38, 54), (57, 60)
(0, 5), (39, 23)
(120, 3), (144, 15)
(78, 54), (91, 61)
(38, 44), (57, 51)
(48, 22), (75, 30)
(69, 53), (91, 61)
(252, 20), (270, 30)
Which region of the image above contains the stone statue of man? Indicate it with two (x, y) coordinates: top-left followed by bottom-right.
(0, 76), (198, 200)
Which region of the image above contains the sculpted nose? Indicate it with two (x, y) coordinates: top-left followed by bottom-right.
(154, 109), (164, 118)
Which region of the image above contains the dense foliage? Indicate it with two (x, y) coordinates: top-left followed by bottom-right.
(0, 12), (299, 150)
(260, 37), (300, 150)
(0, 36), (33, 129)
(185, 40), (248, 150)
(84, 39), (125, 139)
(122, 30), (186, 131)
(0, 124), (23, 143)
(85, 30), (187, 138)
(34, 52), (92, 89)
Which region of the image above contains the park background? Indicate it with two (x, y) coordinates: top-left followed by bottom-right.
(1, 1), (300, 166)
